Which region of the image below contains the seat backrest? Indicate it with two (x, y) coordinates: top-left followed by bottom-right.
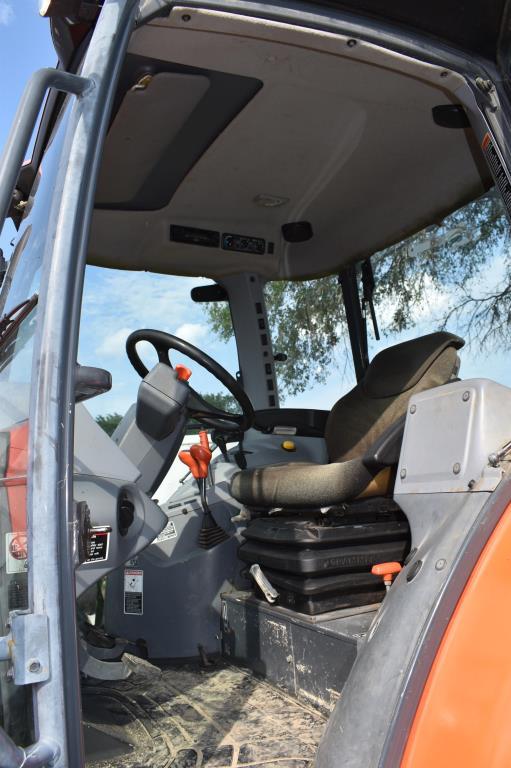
(325, 331), (464, 462)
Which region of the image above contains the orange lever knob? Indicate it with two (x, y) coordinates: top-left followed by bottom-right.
(190, 444), (211, 478)
(199, 430), (210, 451)
(178, 450), (200, 479)
(175, 363), (192, 382)
(371, 561), (402, 587)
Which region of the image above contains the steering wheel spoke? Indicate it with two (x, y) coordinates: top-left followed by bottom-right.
(126, 329), (254, 433)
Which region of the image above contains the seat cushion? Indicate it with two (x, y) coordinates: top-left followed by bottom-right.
(230, 459), (376, 508)
(325, 344), (461, 462)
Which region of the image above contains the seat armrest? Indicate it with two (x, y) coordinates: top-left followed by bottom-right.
(362, 414), (406, 470)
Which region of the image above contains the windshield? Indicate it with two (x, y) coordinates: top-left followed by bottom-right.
(78, 267), (241, 430)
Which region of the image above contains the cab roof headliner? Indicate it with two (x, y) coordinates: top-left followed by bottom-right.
(88, 8), (491, 280)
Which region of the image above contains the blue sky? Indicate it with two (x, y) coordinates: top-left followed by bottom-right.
(1, 4), (510, 420)
(0, 2), (55, 258)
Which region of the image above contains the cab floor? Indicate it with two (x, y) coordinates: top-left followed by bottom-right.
(82, 656), (327, 768)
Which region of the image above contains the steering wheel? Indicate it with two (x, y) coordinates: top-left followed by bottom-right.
(126, 329), (254, 433)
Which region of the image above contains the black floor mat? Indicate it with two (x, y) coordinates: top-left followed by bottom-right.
(82, 657), (327, 768)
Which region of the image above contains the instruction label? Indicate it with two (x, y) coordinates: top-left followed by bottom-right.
(85, 529), (110, 563)
(6, 532), (28, 574)
(481, 132), (511, 218)
(156, 519), (177, 543)
(124, 568), (143, 615)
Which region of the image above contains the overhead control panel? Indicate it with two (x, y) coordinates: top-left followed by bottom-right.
(170, 224), (270, 254)
(222, 232), (266, 255)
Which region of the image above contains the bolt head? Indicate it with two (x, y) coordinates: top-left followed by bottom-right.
(435, 559), (447, 571)
(462, 391), (470, 402)
(400, 468), (407, 479)
(410, 404), (416, 414)
(453, 462), (461, 475)
(28, 660), (41, 674)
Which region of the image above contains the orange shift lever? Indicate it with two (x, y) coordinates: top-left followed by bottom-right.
(178, 431), (212, 479)
(371, 561), (402, 589)
(178, 450), (200, 479)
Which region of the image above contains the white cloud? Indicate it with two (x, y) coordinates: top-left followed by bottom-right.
(0, 2), (14, 25)
(174, 322), (207, 346)
(95, 327), (133, 358)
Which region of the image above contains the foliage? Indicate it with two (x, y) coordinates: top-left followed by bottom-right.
(95, 412), (123, 436)
(373, 190), (509, 337)
(198, 391), (238, 413)
(203, 190), (510, 395)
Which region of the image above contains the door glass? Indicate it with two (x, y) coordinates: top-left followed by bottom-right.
(264, 188), (510, 410)
(368, 188), (511, 386)
(0, 108), (69, 747)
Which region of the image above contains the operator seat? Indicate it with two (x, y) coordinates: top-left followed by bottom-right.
(230, 332), (464, 508)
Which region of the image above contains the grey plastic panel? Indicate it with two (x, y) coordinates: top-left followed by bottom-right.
(104, 495), (243, 658)
(75, 478), (167, 597)
(136, 363), (188, 440)
(395, 378), (511, 494)
(316, 379), (511, 766)
(113, 404), (187, 494)
(74, 403), (140, 482)
(316, 490), (490, 768)
(74, 404), (166, 597)
(241, 427), (329, 468)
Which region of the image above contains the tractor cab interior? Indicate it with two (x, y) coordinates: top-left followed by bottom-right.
(5, 4), (511, 768)
(72, 9), (511, 768)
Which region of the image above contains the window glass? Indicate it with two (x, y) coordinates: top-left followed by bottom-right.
(264, 188), (510, 410)
(368, 188), (511, 386)
(264, 278), (357, 410)
(78, 267), (241, 430)
(0, 105), (69, 750)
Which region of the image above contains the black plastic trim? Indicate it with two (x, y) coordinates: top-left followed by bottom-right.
(253, 407), (329, 436)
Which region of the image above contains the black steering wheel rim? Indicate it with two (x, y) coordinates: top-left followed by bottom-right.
(126, 329), (254, 433)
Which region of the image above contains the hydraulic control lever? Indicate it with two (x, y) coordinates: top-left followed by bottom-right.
(179, 430), (228, 549)
(371, 561), (402, 591)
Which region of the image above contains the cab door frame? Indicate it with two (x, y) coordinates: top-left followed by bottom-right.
(0, 1), (137, 765)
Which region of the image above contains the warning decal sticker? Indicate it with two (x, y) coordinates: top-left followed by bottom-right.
(85, 529), (110, 563)
(6, 532), (28, 574)
(156, 519), (178, 543)
(481, 132), (511, 218)
(124, 568), (143, 615)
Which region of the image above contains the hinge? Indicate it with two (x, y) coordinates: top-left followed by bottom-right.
(0, 612), (50, 685)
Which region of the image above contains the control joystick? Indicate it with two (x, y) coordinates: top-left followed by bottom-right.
(179, 430), (229, 549)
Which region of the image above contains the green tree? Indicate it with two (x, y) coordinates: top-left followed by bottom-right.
(204, 190), (510, 395)
(96, 412), (123, 436)
(198, 391), (238, 413)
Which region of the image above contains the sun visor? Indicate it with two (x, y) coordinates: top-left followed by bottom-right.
(95, 61), (262, 211)
(96, 72), (210, 205)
